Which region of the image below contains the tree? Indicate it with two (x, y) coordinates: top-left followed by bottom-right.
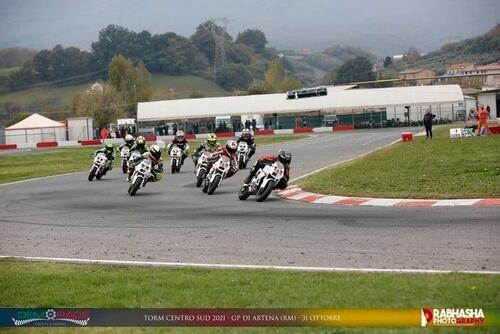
(236, 29), (267, 53)
(281, 76), (302, 91)
(191, 21), (232, 65)
(383, 56), (392, 68)
(264, 60), (285, 92)
(91, 25), (138, 67)
(72, 83), (124, 129)
(334, 56), (376, 84)
(215, 64), (252, 91)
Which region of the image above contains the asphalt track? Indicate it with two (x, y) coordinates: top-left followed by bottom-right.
(1, 129), (499, 272)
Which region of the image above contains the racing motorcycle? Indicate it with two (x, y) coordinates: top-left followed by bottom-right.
(194, 151), (213, 187)
(202, 154), (231, 195)
(88, 152), (109, 181)
(119, 146), (131, 174)
(128, 159), (153, 196)
(169, 145), (183, 174)
(238, 161), (285, 202)
(237, 141), (250, 169)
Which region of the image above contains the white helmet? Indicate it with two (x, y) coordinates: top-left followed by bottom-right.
(176, 130), (185, 140)
(125, 134), (134, 143)
(225, 139), (238, 154)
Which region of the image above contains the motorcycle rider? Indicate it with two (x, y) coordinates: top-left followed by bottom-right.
(92, 142), (115, 171)
(131, 135), (148, 154)
(192, 133), (221, 166)
(236, 128), (256, 159)
(127, 144), (164, 183)
(118, 134), (135, 152)
(243, 149), (292, 190)
(212, 139), (239, 179)
(167, 130), (190, 165)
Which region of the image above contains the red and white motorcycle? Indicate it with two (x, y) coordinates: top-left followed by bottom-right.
(202, 154), (232, 195)
(169, 145), (183, 174)
(238, 161), (284, 202)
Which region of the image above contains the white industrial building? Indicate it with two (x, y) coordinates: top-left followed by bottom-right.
(5, 113), (66, 145)
(137, 85), (465, 128)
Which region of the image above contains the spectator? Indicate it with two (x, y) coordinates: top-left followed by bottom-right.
(245, 119), (251, 129)
(251, 119), (257, 131)
(423, 110), (436, 139)
(100, 126), (109, 139)
(476, 105), (492, 136)
(172, 123), (178, 136)
(193, 122), (199, 134)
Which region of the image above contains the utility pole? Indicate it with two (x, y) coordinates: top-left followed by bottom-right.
(207, 17), (232, 78)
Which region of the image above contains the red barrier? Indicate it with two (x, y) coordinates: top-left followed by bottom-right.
(255, 129), (274, 136)
(293, 127), (313, 134)
(79, 140), (102, 146)
(215, 131), (235, 138)
(334, 125), (354, 131)
(401, 132), (413, 142)
(36, 141), (58, 148)
(185, 133), (196, 139)
(490, 126), (500, 134)
(145, 134), (157, 142)
(0, 144), (17, 150)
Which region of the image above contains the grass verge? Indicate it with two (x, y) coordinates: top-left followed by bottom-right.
(298, 126), (500, 199)
(0, 260), (499, 333)
(0, 135), (307, 184)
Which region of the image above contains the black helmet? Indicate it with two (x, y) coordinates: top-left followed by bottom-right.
(277, 149), (292, 165)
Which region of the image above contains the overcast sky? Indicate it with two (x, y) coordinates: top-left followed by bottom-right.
(1, 0), (499, 56)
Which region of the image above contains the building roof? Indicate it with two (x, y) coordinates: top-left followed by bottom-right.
(137, 85), (464, 122)
(6, 113), (65, 130)
(476, 61), (500, 71)
(448, 63), (475, 71)
(400, 68), (435, 75)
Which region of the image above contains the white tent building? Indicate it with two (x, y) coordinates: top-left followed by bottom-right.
(6, 113), (66, 144)
(137, 85), (464, 126)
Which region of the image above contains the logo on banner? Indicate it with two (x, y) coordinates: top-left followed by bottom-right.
(12, 309), (90, 326)
(421, 308), (484, 327)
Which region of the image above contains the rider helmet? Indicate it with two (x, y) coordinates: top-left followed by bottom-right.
(277, 149), (292, 165)
(225, 139), (238, 154)
(149, 144), (161, 161)
(125, 134), (134, 144)
(105, 143), (114, 153)
(241, 128), (251, 140)
(175, 130), (185, 141)
(207, 133), (217, 147)
(136, 136), (145, 145)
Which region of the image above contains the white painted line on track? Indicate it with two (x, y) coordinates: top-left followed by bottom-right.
(2, 255), (499, 275)
(360, 198), (406, 207)
(312, 196), (346, 204)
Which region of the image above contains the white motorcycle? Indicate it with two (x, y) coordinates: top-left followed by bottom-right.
(238, 161), (284, 202)
(194, 151), (213, 188)
(202, 154), (232, 195)
(88, 152), (109, 181)
(128, 159), (153, 196)
(169, 145), (183, 174)
(119, 146), (131, 174)
(237, 141), (250, 169)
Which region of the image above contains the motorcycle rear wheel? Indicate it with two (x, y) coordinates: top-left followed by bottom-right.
(121, 159), (128, 174)
(238, 185), (250, 200)
(196, 170), (206, 187)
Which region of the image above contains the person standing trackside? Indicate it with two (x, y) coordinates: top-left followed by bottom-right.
(100, 126), (109, 140)
(423, 110), (436, 139)
(476, 105), (492, 136)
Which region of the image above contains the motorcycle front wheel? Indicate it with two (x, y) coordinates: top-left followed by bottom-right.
(196, 170), (206, 187)
(121, 159), (128, 174)
(256, 180), (275, 202)
(207, 174), (221, 195)
(128, 176), (143, 196)
(238, 156), (245, 170)
(171, 161), (177, 174)
(88, 166), (97, 181)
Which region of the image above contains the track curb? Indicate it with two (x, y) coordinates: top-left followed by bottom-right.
(277, 185), (500, 208)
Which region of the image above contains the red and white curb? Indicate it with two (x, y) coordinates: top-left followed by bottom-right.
(277, 185), (500, 208)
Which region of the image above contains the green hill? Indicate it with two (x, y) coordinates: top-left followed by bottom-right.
(391, 24), (500, 74)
